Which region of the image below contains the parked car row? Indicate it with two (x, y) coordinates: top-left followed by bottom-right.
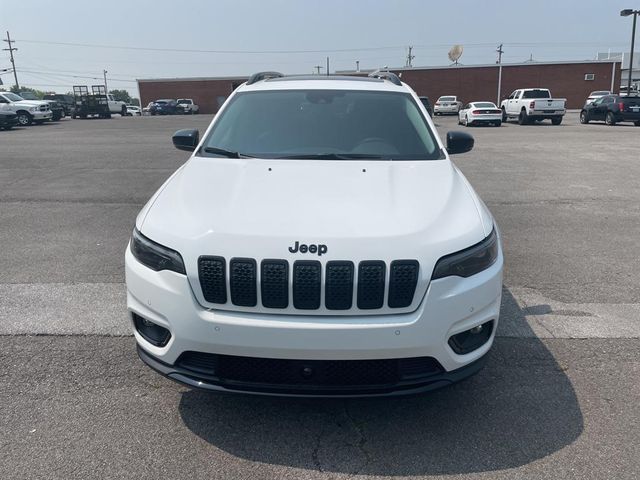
(143, 98), (200, 115)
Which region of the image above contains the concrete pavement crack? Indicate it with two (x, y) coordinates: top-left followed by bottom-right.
(342, 401), (372, 477)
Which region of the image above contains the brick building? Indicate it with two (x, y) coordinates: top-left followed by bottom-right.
(138, 60), (621, 114)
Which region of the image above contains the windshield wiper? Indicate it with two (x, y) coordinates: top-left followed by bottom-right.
(201, 146), (253, 158)
(274, 153), (388, 160)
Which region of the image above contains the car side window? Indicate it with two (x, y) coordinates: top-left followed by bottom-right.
(604, 97), (614, 104)
(0, 97), (7, 103)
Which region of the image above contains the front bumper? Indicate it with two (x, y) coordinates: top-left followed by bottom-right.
(126, 246), (503, 395)
(32, 111), (52, 120)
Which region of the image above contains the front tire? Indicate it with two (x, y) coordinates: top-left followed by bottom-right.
(17, 112), (33, 126)
(501, 108), (507, 122)
(605, 112), (616, 126)
(580, 111), (589, 124)
(634, 120), (640, 126)
(551, 116), (563, 125)
(495, 120), (502, 127)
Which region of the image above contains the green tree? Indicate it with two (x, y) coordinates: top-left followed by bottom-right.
(10, 85), (46, 99)
(109, 89), (132, 103)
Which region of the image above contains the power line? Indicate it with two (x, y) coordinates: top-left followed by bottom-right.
(14, 39), (409, 54)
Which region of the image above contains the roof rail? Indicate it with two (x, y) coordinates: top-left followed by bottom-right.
(246, 71), (284, 85)
(367, 70), (402, 86)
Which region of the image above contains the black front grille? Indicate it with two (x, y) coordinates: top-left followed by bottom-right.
(292, 261), (321, 309)
(229, 258), (257, 307)
(198, 256), (227, 304)
(261, 260), (289, 308)
(388, 260), (419, 308)
(325, 261), (354, 310)
(357, 261), (386, 309)
(197, 257), (419, 311)
(176, 351), (444, 390)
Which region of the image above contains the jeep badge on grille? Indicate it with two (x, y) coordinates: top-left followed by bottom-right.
(288, 241), (327, 256)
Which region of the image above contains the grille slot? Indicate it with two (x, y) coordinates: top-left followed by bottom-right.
(229, 258), (257, 307)
(357, 261), (386, 309)
(198, 256), (227, 304)
(388, 260), (419, 308)
(261, 260), (289, 308)
(292, 261), (321, 310)
(325, 261), (354, 310)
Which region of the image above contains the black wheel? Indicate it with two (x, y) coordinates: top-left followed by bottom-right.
(121, 106), (127, 116)
(16, 112), (33, 126)
(634, 120), (640, 126)
(605, 112), (616, 126)
(551, 116), (563, 125)
(501, 108), (507, 122)
(580, 111), (589, 124)
(495, 120), (502, 127)
(464, 115), (472, 127)
(518, 109), (529, 125)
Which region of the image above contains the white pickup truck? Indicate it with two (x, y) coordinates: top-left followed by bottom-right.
(177, 98), (199, 114)
(501, 88), (566, 125)
(0, 91), (52, 126)
(106, 94), (128, 115)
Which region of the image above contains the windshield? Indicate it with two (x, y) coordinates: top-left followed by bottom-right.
(522, 89), (551, 99)
(439, 96), (455, 102)
(473, 102), (496, 108)
(201, 89), (442, 160)
(3, 92), (25, 102)
(155, 100), (168, 105)
(177, 99), (191, 104)
(590, 91), (609, 96)
(20, 92), (39, 100)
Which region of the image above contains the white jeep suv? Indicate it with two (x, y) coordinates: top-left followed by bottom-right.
(126, 71), (503, 396)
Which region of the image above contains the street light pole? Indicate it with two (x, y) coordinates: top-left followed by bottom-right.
(620, 9), (639, 94)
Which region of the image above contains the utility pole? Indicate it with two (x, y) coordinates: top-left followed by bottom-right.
(326, 56), (330, 76)
(405, 46), (415, 67)
(356, 60), (360, 72)
(103, 69), (108, 92)
(314, 65), (322, 75)
(496, 43), (504, 105)
(2, 31), (19, 90)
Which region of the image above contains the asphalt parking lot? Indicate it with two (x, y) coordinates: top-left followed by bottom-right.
(1, 113), (639, 479)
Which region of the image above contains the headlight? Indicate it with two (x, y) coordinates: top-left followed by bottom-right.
(30, 106), (38, 112)
(431, 228), (498, 280)
(130, 228), (186, 274)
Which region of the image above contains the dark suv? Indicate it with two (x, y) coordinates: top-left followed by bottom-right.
(149, 99), (178, 115)
(43, 94), (75, 118)
(580, 94), (640, 126)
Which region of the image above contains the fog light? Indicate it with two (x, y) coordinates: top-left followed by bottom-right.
(448, 320), (494, 355)
(132, 313), (171, 347)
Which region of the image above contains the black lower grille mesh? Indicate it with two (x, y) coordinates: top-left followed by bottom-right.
(198, 256), (227, 304)
(388, 260), (419, 308)
(176, 351), (444, 388)
(292, 261), (321, 309)
(229, 258), (257, 307)
(357, 261), (386, 309)
(261, 260), (289, 308)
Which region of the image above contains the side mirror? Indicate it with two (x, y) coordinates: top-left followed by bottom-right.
(446, 131), (474, 155)
(172, 129), (199, 151)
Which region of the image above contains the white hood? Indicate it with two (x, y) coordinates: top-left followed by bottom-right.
(139, 156), (489, 313)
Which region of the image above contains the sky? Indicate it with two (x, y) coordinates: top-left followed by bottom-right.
(0, 0), (636, 97)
